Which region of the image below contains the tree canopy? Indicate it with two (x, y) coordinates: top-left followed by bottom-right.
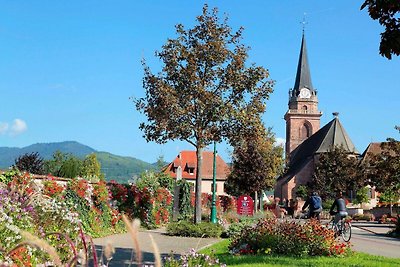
(311, 146), (364, 199)
(225, 127), (283, 196)
(136, 5), (274, 223)
(361, 0), (400, 59)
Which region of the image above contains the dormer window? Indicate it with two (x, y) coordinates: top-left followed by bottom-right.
(186, 162), (195, 175)
(172, 162), (179, 173)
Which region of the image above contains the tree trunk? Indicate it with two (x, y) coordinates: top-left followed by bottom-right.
(195, 147), (203, 224)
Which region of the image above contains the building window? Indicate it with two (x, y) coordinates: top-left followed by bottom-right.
(188, 168), (194, 175)
(302, 105), (308, 111)
(301, 123), (310, 138)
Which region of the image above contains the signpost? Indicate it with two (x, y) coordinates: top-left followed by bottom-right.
(237, 195), (254, 216)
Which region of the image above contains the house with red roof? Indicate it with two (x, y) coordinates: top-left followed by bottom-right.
(164, 150), (230, 195)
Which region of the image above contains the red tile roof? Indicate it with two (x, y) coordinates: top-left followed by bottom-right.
(164, 150), (230, 180)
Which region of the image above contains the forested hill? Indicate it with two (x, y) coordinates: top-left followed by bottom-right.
(0, 141), (158, 183)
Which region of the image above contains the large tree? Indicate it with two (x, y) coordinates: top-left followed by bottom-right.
(311, 145), (365, 200)
(361, 0), (400, 59)
(225, 127), (283, 197)
(44, 151), (82, 178)
(136, 5), (273, 223)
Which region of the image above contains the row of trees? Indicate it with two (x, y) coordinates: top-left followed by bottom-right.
(14, 151), (104, 181)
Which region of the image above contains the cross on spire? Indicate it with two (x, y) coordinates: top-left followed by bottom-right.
(301, 13), (307, 33)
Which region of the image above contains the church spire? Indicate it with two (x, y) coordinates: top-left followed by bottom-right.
(293, 33), (314, 92)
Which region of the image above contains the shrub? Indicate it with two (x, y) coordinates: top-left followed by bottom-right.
(223, 220), (254, 239)
(166, 221), (223, 238)
(229, 218), (352, 257)
(353, 213), (375, 221)
(379, 214), (397, 224)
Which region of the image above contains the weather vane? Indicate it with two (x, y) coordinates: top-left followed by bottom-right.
(301, 12), (308, 33)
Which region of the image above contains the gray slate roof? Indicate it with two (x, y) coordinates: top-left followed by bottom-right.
(293, 34), (314, 92)
(283, 116), (359, 179)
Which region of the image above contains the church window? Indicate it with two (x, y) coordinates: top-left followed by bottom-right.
(302, 105), (308, 112)
(301, 123), (310, 138)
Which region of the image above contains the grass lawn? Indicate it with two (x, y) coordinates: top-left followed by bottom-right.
(200, 239), (400, 267)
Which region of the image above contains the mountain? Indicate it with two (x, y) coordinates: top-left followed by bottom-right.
(0, 141), (157, 183)
(95, 151), (157, 183)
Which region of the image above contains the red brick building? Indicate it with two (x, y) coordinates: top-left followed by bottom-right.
(275, 33), (359, 200)
(164, 150), (230, 195)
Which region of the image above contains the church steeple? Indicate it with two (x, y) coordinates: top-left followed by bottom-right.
(293, 33), (314, 92)
(284, 32), (322, 159)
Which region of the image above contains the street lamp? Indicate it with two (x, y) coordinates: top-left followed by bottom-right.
(210, 141), (217, 223)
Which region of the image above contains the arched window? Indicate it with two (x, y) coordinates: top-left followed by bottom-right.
(301, 123), (310, 138)
(302, 105), (308, 111)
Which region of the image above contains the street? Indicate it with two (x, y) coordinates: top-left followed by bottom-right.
(351, 226), (400, 258)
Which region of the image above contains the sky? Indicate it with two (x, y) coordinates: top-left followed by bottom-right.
(1, 1), (399, 164)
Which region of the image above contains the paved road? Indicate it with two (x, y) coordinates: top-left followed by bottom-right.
(351, 222), (399, 258)
(94, 228), (220, 266)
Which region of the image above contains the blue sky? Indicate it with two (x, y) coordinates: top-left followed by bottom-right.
(1, 1), (399, 164)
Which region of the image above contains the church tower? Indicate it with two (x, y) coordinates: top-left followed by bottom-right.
(284, 33), (322, 159)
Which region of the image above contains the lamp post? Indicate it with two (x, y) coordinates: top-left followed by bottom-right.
(210, 141), (217, 223)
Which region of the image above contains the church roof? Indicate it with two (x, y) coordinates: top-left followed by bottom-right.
(284, 115), (359, 178)
(293, 34), (314, 92)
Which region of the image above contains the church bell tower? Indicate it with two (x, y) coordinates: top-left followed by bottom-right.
(284, 33), (322, 160)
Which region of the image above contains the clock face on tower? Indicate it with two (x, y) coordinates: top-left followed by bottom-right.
(299, 87), (311, 98)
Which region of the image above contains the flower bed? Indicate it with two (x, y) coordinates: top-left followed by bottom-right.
(0, 170), (124, 266)
(229, 218), (352, 257)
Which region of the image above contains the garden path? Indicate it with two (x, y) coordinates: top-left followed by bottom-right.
(94, 227), (220, 266)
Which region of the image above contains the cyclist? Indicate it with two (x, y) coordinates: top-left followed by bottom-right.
(302, 192), (322, 220)
(330, 191), (348, 225)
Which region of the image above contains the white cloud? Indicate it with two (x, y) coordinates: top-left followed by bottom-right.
(275, 137), (285, 148)
(10, 119), (27, 136)
(0, 122), (9, 135)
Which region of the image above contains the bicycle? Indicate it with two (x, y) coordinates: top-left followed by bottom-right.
(328, 215), (352, 242)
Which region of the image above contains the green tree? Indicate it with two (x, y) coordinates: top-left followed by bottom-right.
(352, 186), (370, 205)
(225, 127), (283, 197)
(43, 151), (67, 177)
(311, 145), (364, 199)
(14, 152), (45, 175)
(81, 153), (103, 181)
(44, 151), (83, 178)
(361, 0), (400, 59)
(136, 5), (273, 223)
(59, 155), (82, 178)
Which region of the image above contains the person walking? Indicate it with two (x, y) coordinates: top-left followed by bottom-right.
(302, 192), (322, 220)
(330, 191), (348, 224)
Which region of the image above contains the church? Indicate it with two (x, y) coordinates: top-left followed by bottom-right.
(274, 33), (359, 200)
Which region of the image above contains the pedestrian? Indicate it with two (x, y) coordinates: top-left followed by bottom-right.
(302, 192), (322, 220)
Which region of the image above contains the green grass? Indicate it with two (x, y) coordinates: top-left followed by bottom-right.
(200, 239), (400, 267)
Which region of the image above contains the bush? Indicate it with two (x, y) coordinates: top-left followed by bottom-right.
(166, 221), (223, 238)
(353, 213), (375, 222)
(322, 199), (334, 210)
(223, 220), (254, 239)
(229, 218), (352, 257)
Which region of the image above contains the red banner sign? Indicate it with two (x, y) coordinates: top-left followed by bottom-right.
(237, 195), (254, 216)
